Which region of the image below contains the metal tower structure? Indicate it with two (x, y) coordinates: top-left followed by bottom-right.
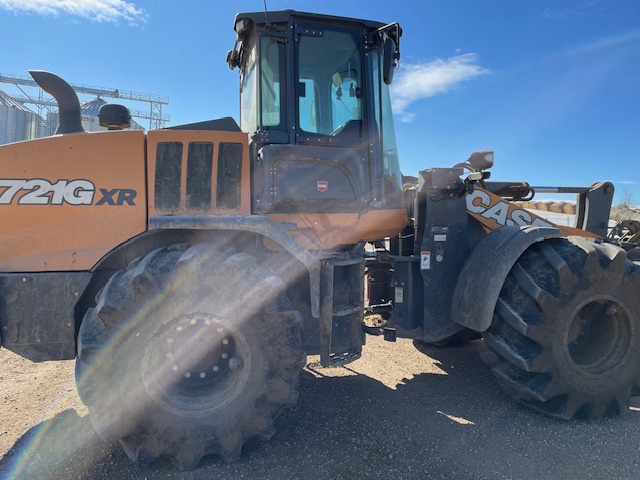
(0, 73), (170, 130)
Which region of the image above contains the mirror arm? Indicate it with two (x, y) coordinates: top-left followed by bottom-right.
(377, 22), (402, 64)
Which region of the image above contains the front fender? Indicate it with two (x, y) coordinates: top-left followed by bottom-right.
(150, 215), (322, 317)
(451, 225), (563, 332)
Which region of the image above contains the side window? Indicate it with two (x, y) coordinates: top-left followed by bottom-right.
(240, 45), (257, 133)
(371, 48), (402, 189)
(260, 37), (282, 127)
(297, 28), (362, 139)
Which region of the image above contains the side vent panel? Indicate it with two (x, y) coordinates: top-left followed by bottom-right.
(147, 130), (249, 217)
(155, 142), (182, 211)
(186, 142), (214, 210)
(217, 142), (243, 210)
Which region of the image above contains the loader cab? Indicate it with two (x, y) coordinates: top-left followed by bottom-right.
(228, 10), (403, 214)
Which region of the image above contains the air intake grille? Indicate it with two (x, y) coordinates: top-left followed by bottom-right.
(186, 142), (213, 210)
(154, 140), (243, 212)
(217, 142), (243, 209)
(155, 142), (182, 210)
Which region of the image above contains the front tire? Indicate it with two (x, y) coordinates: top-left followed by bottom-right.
(483, 237), (640, 421)
(76, 244), (305, 469)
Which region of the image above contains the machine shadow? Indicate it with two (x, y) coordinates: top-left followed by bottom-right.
(0, 408), (122, 480)
(258, 339), (640, 479)
(2, 340), (639, 479)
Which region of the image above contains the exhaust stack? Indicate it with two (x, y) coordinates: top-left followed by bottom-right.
(29, 70), (84, 135)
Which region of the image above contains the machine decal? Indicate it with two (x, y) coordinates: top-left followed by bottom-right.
(420, 251), (431, 270)
(317, 180), (328, 192)
(95, 188), (137, 206)
(466, 188), (553, 229)
(0, 179), (137, 206)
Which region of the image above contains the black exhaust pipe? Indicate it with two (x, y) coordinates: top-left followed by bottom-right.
(29, 70), (84, 135)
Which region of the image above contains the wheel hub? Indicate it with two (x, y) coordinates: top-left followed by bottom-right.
(565, 295), (634, 378)
(142, 312), (251, 417)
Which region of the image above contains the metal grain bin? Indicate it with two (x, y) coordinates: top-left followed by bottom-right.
(0, 90), (42, 144)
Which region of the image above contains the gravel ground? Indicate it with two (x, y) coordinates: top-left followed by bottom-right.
(2, 335), (640, 479)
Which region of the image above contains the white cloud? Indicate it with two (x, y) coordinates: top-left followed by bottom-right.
(0, 0), (147, 25)
(391, 53), (488, 121)
(542, 2), (603, 20)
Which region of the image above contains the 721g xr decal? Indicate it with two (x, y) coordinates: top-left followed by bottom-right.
(0, 179), (137, 206)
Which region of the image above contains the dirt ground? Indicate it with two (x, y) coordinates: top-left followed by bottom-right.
(2, 335), (640, 480)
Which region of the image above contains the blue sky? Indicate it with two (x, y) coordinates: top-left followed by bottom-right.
(1, 0), (639, 205)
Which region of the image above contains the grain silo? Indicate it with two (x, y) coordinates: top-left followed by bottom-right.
(0, 90), (43, 144)
(46, 97), (145, 134)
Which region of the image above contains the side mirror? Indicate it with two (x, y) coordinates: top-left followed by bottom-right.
(383, 38), (397, 85)
(226, 49), (240, 70)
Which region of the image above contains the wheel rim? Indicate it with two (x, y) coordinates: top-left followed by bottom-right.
(564, 295), (634, 378)
(141, 312), (251, 417)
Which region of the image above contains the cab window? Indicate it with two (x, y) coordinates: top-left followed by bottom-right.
(297, 28), (363, 141)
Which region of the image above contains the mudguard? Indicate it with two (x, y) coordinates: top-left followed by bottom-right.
(451, 225), (563, 332)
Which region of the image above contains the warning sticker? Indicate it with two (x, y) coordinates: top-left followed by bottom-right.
(421, 251), (431, 270)
(394, 287), (404, 304)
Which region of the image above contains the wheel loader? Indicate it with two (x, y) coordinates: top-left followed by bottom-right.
(0, 9), (638, 470)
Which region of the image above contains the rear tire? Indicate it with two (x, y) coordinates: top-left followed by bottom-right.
(76, 244), (305, 469)
(483, 237), (640, 421)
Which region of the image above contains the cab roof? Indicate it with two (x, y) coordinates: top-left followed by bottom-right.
(234, 9), (388, 32)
